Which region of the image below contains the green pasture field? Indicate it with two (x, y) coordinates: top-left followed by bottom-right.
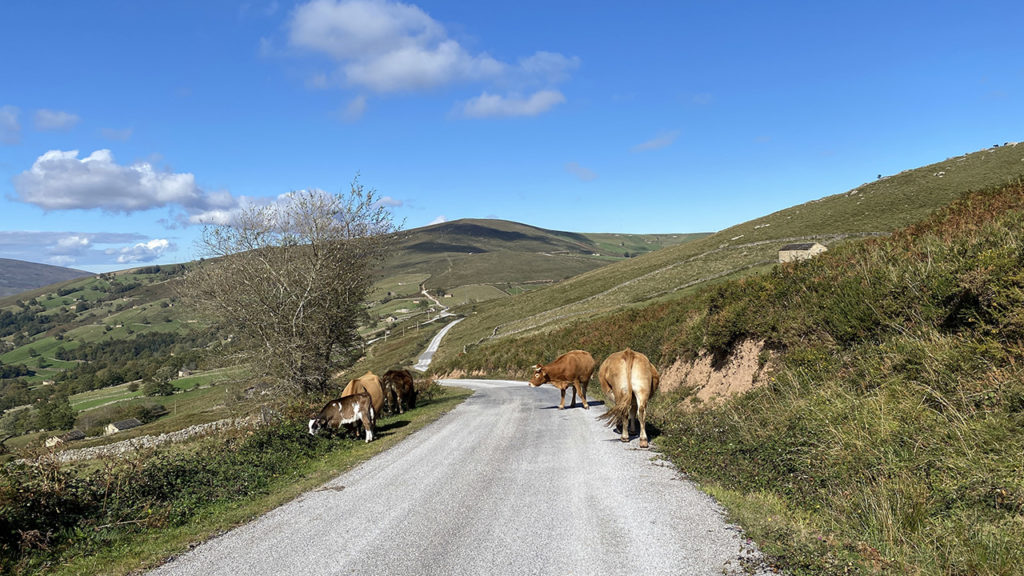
(370, 297), (429, 317)
(446, 283), (508, 305)
(369, 273), (430, 300)
(69, 382), (145, 411)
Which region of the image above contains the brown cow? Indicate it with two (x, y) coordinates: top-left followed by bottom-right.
(529, 350), (595, 410)
(341, 371), (385, 415)
(382, 369), (417, 414)
(308, 392), (376, 442)
(598, 348), (660, 448)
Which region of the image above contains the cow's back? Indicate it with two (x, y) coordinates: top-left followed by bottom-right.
(383, 369), (414, 391)
(599, 349), (657, 396)
(342, 371), (384, 414)
(547, 349), (595, 382)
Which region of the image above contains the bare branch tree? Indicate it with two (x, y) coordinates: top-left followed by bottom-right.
(181, 178), (397, 395)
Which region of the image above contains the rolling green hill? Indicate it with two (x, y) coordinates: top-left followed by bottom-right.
(432, 143), (1024, 361)
(380, 218), (702, 289)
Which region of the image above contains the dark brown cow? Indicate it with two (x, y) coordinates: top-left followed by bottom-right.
(598, 348), (660, 448)
(308, 392), (376, 442)
(341, 371), (385, 415)
(529, 349), (595, 410)
(382, 369), (417, 414)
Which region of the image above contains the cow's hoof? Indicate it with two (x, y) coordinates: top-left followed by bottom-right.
(582, 404), (589, 410)
(620, 437), (629, 443)
(639, 440), (649, 448)
(558, 406), (565, 410)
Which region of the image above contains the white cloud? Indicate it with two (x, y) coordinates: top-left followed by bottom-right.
(515, 52), (580, 86)
(428, 215), (447, 225)
(0, 105), (20, 144)
(461, 90), (565, 118)
(53, 235), (92, 254)
(376, 195), (402, 207)
(290, 0), (502, 93)
(564, 162), (597, 182)
(12, 149), (243, 225)
(35, 109), (80, 131)
(100, 127), (133, 141)
(0, 230), (168, 268)
(306, 72), (330, 90)
(109, 238), (174, 264)
(632, 130), (680, 152)
(691, 93), (714, 105)
(288, 0), (576, 116)
(342, 94), (367, 121)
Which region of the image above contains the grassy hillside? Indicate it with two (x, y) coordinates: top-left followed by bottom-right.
(362, 219), (703, 337)
(431, 180), (1024, 575)
(433, 143), (1024, 359)
(379, 218), (701, 289)
(0, 259), (91, 298)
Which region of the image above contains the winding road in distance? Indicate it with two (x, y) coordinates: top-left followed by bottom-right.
(148, 380), (768, 576)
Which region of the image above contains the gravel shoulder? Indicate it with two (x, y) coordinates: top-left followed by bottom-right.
(148, 379), (765, 576)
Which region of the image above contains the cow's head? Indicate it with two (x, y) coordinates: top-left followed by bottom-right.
(308, 418), (324, 436)
(528, 364), (548, 387)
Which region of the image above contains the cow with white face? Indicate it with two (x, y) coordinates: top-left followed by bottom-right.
(308, 392), (376, 442)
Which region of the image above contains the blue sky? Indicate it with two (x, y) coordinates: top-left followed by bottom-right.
(1, 1), (1022, 272)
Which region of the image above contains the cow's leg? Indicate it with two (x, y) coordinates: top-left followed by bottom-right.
(558, 387), (567, 410)
(619, 412), (630, 442)
(637, 400), (649, 448)
(569, 385), (577, 408)
(628, 395), (639, 436)
(575, 381), (589, 410)
(362, 412), (374, 442)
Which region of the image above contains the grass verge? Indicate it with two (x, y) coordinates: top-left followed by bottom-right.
(1, 385), (472, 576)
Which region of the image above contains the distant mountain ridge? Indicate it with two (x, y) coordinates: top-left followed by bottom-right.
(0, 258), (92, 298)
(382, 218), (704, 289)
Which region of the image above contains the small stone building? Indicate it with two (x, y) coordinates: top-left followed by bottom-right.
(779, 242), (827, 263)
(44, 429), (86, 448)
(105, 418), (143, 436)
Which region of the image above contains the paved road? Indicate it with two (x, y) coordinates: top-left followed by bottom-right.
(412, 318), (462, 371)
(149, 380), (765, 576)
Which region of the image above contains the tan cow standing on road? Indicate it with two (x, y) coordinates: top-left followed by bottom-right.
(341, 371), (385, 416)
(599, 348), (660, 448)
(529, 350), (595, 410)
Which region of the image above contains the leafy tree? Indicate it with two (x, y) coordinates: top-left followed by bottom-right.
(181, 179), (397, 395)
(35, 393), (76, 431)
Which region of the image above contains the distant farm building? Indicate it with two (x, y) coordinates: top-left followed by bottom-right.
(105, 418), (143, 436)
(779, 242), (827, 263)
(45, 429), (86, 447)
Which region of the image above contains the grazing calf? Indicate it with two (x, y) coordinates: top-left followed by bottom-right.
(529, 350), (595, 409)
(308, 392), (376, 442)
(598, 348), (660, 448)
(382, 369), (417, 414)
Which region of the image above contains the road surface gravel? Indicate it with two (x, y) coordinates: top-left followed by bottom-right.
(148, 379), (767, 576)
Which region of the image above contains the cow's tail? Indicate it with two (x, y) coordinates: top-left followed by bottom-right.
(598, 349), (635, 427)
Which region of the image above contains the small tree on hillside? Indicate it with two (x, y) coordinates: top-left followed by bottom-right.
(181, 179), (397, 396)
